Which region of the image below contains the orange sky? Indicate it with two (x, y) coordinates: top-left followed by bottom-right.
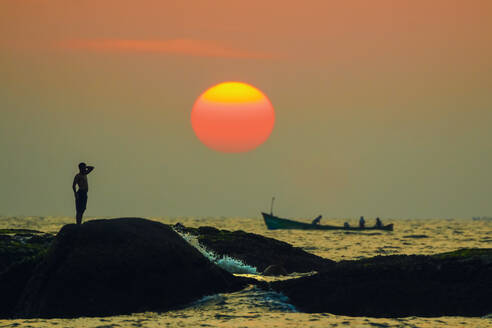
(1, 1), (491, 217)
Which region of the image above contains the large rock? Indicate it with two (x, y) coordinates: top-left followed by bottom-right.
(0, 229), (53, 318)
(174, 224), (334, 273)
(0, 256), (43, 318)
(271, 248), (492, 317)
(15, 218), (247, 318)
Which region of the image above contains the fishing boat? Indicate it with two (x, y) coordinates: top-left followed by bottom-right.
(262, 212), (394, 231)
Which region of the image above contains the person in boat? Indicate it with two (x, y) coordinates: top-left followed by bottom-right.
(359, 216), (365, 228)
(311, 215), (322, 225)
(344, 222), (350, 228)
(375, 217), (382, 227)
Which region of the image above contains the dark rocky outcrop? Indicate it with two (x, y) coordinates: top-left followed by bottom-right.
(4, 220), (490, 319)
(271, 248), (492, 317)
(0, 229), (53, 318)
(13, 218), (248, 318)
(0, 229), (53, 274)
(0, 256), (43, 318)
(174, 224), (334, 273)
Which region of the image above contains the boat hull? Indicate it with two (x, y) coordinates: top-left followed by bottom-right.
(262, 213), (393, 231)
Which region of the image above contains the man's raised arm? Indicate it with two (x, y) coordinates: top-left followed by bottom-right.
(85, 166), (95, 174)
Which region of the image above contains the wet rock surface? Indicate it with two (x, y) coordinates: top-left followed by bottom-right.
(0, 256), (42, 318)
(271, 248), (492, 317)
(174, 224), (335, 274)
(13, 218), (248, 319)
(2, 220), (490, 319)
(0, 229), (53, 318)
(0, 229), (53, 274)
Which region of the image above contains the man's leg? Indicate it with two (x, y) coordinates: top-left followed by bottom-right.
(76, 212), (83, 225)
(75, 191), (87, 225)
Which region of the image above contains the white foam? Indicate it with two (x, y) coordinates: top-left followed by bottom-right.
(176, 230), (258, 275)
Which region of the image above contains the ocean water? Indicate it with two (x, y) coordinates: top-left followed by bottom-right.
(0, 216), (491, 328)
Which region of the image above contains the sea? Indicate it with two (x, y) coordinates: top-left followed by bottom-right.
(0, 216), (491, 328)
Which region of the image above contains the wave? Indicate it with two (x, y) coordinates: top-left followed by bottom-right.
(175, 230), (258, 275)
(190, 285), (297, 313)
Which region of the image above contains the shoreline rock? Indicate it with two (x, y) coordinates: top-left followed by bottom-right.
(0, 229), (53, 274)
(13, 218), (249, 319)
(2, 220), (490, 319)
(174, 224), (334, 273)
(0, 256), (43, 318)
(271, 248), (492, 317)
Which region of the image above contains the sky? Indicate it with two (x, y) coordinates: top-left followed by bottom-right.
(1, 1), (491, 219)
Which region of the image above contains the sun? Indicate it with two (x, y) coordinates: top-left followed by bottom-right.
(191, 81), (275, 153)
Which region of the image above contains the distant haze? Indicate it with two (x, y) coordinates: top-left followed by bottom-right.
(1, 1), (491, 218)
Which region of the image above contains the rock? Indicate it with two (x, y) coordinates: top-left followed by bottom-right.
(0, 230), (53, 274)
(263, 264), (288, 276)
(174, 224), (334, 273)
(0, 229), (53, 318)
(23, 234), (54, 245)
(271, 248), (492, 317)
(0, 229), (44, 234)
(14, 218), (248, 318)
(0, 234), (11, 242)
(0, 256), (43, 318)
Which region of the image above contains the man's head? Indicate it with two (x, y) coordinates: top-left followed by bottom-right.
(78, 162), (86, 172)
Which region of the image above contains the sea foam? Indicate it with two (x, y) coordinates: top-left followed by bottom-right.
(175, 230), (258, 275)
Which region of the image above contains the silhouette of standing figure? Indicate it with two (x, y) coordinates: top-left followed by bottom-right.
(72, 162), (94, 224)
(359, 216), (365, 228)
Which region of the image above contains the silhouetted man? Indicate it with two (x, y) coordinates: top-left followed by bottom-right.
(72, 162), (94, 224)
